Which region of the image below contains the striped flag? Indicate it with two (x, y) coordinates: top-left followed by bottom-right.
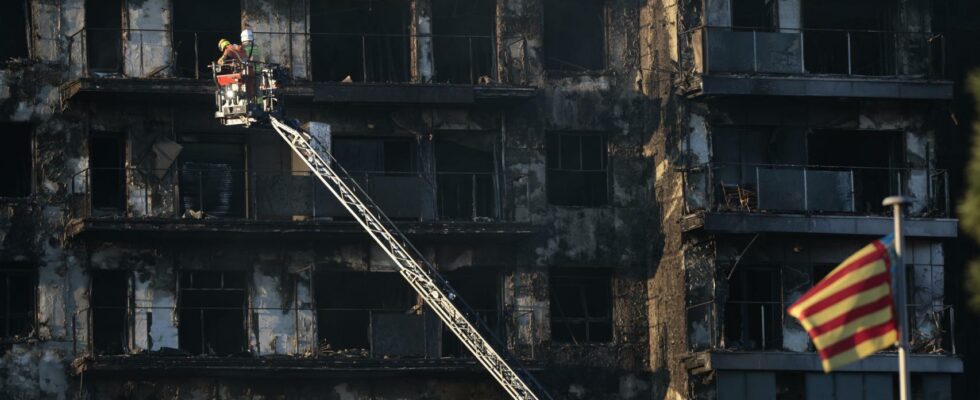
(787, 235), (899, 372)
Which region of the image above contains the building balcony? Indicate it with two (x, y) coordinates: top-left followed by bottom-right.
(681, 27), (952, 99)
(66, 167), (534, 241)
(62, 27), (536, 106)
(681, 163), (957, 238)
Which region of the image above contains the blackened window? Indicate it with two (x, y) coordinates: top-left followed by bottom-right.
(314, 271), (415, 354)
(89, 133), (126, 211)
(432, 0), (496, 83)
(436, 138), (496, 220)
(178, 271), (246, 355)
(311, 0), (411, 82)
(85, 0), (123, 73)
(546, 132), (607, 206)
(91, 270), (128, 355)
(0, 123), (32, 197)
(544, 0), (605, 71)
(0, 263), (34, 340)
(732, 0), (776, 31)
(442, 270), (501, 356)
(0, 0), (30, 67)
(179, 137), (247, 218)
(550, 268), (612, 343)
(173, 0), (241, 78)
(724, 266), (781, 350)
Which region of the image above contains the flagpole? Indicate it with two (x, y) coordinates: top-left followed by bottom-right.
(883, 196), (911, 400)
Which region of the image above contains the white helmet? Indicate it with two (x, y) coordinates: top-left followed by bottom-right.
(240, 29), (254, 43)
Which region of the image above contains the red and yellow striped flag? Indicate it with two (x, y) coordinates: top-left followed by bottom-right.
(787, 235), (898, 372)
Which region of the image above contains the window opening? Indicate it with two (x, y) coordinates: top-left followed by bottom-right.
(807, 130), (904, 213)
(178, 138), (247, 218)
(0, 0), (30, 67)
(0, 263), (34, 340)
(91, 270), (128, 355)
(173, 0), (240, 78)
(724, 266), (781, 350)
(178, 271), (246, 355)
(803, 0), (897, 75)
(441, 270), (501, 356)
(432, 0), (496, 83)
(85, 0), (123, 73)
(0, 124), (32, 197)
(550, 268), (612, 343)
(435, 138), (496, 220)
(314, 271), (417, 356)
(543, 0), (605, 71)
(311, 0), (411, 82)
(90, 133), (126, 211)
(732, 0), (777, 31)
(546, 132), (607, 206)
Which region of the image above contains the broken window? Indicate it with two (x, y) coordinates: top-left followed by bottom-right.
(311, 0), (411, 82)
(724, 265), (781, 350)
(314, 271), (417, 356)
(178, 136), (247, 218)
(435, 137), (496, 220)
(432, 0), (496, 83)
(550, 268), (612, 343)
(441, 270), (501, 357)
(178, 271), (246, 355)
(0, 0), (30, 67)
(0, 123), (32, 198)
(89, 133), (126, 211)
(0, 263), (34, 340)
(91, 270), (128, 355)
(85, 0), (123, 73)
(543, 0), (605, 71)
(331, 138), (426, 219)
(807, 130), (903, 213)
(803, 0), (896, 75)
(712, 127), (804, 210)
(546, 132), (607, 206)
(173, 0), (240, 78)
(732, 0), (776, 31)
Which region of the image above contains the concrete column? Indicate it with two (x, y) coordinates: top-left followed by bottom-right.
(124, 0), (172, 78)
(411, 0), (435, 82)
(777, 0), (802, 32)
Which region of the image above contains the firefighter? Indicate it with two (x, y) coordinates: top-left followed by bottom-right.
(240, 28), (262, 63)
(217, 38), (246, 65)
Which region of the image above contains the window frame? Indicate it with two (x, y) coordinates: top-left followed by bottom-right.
(549, 268), (614, 344)
(545, 131), (610, 207)
(177, 270), (248, 356)
(542, 0), (609, 73)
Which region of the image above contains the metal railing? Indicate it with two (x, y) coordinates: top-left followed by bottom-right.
(682, 26), (945, 79)
(687, 300), (957, 355)
(686, 163), (949, 217)
(66, 27), (527, 84)
(68, 167), (530, 223)
(71, 303), (535, 360)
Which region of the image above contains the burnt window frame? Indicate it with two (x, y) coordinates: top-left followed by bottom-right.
(88, 131), (128, 212)
(549, 268), (614, 344)
(730, 0), (779, 32)
(0, 0), (32, 68)
(440, 269), (503, 357)
(309, 0), (413, 83)
(543, 0), (608, 73)
(434, 135), (499, 220)
(723, 264), (783, 350)
(546, 131), (609, 207)
(0, 263), (36, 341)
(177, 270), (248, 356)
(0, 123), (34, 199)
(84, 0), (125, 74)
(177, 134), (249, 218)
(90, 269), (130, 355)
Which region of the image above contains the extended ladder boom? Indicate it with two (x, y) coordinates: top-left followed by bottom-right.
(269, 116), (547, 400)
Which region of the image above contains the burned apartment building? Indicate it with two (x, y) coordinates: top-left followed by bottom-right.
(0, 0), (971, 399)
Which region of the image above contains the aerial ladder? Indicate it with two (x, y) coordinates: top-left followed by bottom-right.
(209, 60), (550, 400)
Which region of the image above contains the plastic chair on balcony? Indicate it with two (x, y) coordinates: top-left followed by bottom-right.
(720, 181), (756, 211)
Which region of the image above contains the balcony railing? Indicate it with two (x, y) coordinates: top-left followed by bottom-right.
(686, 163), (949, 217)
(68, 167), (528, 223)
(682, 26), (945, 79)
(688, 301), (957, 355)
(66, 27), (527, 84)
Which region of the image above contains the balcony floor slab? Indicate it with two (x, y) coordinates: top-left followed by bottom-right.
(682, 212), (958, 238)
(689, 351), (962, 374)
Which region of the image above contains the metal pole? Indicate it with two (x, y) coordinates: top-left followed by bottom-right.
(883, 195), (911, 400)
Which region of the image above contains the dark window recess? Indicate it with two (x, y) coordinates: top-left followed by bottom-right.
(89, 134), (126, 211)
(178, 271), (246, 356)
(803, 0), (897, 75)
(85, 0), (123, 73)
(0, 0), (30, 66)
(432, 0), (496, 83)
(173, 0), (240, 78)
(807, 130), (903, 213)
(442, 270), (501, 357)
(91, 270), (128, 355)
(775, 372), (805, 400)
(435, 139), (496, 220)
(311, 0), (411, 82)
(725, 266), (781, 350)
(544, 0), (605, 71)
(179, 140), (246, 218)
(0, 124), (32, 197)
(550, 268), (612, 343)
(732, 0), (776, 31)
(546, 132), (608, 206)
(314, 271), (416, 355)
(0, 263), (35, 340)
(332, 138), (416, 174)
(331, 138), (425, 220)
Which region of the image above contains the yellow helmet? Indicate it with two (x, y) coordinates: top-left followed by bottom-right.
(218, 38), (231, 51)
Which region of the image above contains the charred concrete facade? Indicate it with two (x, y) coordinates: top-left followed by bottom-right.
(1, 0), (656, 399)
(646, 0), (962, 399)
